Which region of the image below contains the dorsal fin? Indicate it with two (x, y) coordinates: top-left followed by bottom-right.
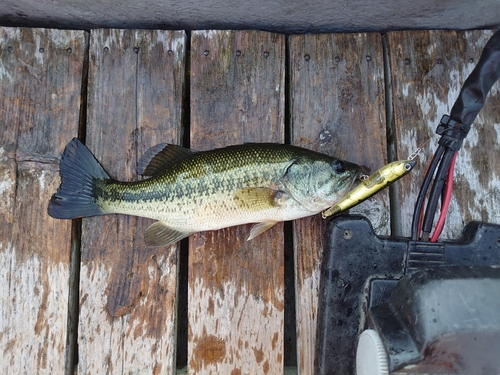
(137, 143), (193, 176)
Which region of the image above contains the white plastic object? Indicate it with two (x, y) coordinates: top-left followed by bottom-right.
(356, 329), (389, 375)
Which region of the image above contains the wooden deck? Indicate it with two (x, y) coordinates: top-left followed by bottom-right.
(1, 27), (499, 375)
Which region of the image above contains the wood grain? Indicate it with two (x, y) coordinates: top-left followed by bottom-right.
(387, 30), (500, 239)
(78, 29), (186, 375)
(0, 27), (87, 374)
(188, 30), (285, 374)
(3, 0), (499, 36)
(288, 33), (388, 374)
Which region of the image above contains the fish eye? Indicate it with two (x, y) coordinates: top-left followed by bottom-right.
(333, 160), (346, 174)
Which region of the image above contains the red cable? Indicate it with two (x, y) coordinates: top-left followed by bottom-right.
(430, 151), (458, 242)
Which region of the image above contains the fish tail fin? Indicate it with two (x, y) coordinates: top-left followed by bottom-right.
(48, 138), (110, 219)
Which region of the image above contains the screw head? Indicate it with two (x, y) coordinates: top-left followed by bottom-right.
(343, 229), (353, 240)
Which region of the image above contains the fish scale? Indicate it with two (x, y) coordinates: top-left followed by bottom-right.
(48, 139), (362, 246)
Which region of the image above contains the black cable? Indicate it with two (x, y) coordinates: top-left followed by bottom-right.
(412, 30), (500, 241)
(449, 30), (500, 126)
(411, 145), (445, 240)
(420, 148), (456, 240)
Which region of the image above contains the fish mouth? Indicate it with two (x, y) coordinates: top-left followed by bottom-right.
(339, 169), (363, 191)
(353, 165), (371, 183)
(358, 165), (371, 178)
(355, 167), (368, 180)
(339, 169), (365, 194)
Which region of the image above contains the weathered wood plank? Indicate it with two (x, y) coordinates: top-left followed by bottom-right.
(188, 30), (285, 374)
(387, 30), (500, 239)
(78, 29), (186, 375)
(0, 27), (87, 375)
(288, 33), (388, 374)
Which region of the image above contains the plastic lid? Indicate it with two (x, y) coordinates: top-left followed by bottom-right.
(356, 329), (389, 375)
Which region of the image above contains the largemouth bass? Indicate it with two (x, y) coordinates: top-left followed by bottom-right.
(48, 138), (363, 246)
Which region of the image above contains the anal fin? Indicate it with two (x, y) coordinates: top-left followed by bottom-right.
(145, 221), (192, 247)
(247, 221), (278, 241)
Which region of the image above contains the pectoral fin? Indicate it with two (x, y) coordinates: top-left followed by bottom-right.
(145, 221), (193, 246)
(247, 221), (278, 241)
(234, 188), (288, 211)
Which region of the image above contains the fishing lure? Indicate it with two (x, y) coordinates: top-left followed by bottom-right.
(322, 159), (416, 218)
